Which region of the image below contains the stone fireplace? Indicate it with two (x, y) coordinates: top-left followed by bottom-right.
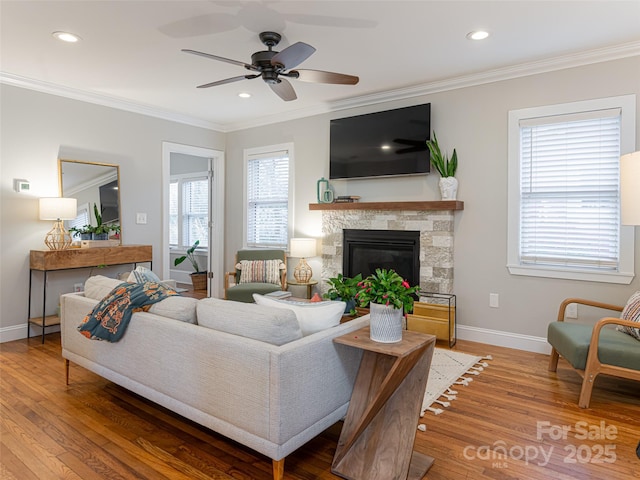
(318, 202), (460, 295)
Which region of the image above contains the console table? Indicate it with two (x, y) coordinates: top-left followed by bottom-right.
(28, 245), (152, 343)
(332, 327), (436, 480)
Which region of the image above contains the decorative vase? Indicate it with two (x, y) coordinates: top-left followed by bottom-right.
(191, 271), (208, 291)
(369, 302), (403, 343)
(439, 176), (458, 200)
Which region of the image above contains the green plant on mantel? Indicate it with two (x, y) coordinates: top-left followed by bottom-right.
(426, 131), (458, 177)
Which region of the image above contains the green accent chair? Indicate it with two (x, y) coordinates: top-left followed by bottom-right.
(547, 297), (640, 408)
(224, 249), (287, 303)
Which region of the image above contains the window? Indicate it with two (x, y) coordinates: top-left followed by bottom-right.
(244, 144), (292, 249)
(508, 95), (635, 284)
(66, 202), (90, 239)
(170, 174), (209, 249)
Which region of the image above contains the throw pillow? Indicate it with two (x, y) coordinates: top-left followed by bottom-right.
(148, 296), (198, 324)
(237, 259), (284, 286)
(253, 294), (346, 336)
(196, 298), (302, 346)
(83, 275), (125, 300)
(127, 265), (162, 285)
(617, 291), (640, 340)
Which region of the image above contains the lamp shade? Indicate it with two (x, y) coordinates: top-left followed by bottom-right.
(39, 197), (77, 220)
(621, 151), (640, 226)
(290, 238), (316, 258)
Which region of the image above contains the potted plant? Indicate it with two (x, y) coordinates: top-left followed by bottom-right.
(91, 203), (109, 240)
(356, 268), (420, 343)
(174, 240), (207, 290)
(426, 131), (458, 200)
(323, 273), (362, 315)
(69, 225), (94, 241)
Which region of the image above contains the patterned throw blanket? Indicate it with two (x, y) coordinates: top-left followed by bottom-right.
(78, 282), (178, 342)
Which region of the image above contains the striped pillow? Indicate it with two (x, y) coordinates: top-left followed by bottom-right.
(617, 291), (640, 340)
(237, 259), (284, 286)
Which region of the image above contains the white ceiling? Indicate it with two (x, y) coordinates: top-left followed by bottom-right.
(2, 1), (639, 131)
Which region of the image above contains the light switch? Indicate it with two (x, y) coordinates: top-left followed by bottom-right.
(136, 212), (147, 224)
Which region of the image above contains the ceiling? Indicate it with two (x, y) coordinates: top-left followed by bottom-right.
(2, 1), (639, 131)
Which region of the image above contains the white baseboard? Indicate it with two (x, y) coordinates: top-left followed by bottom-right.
(457, 324), (551, 354)
(0, 323), (61, 343)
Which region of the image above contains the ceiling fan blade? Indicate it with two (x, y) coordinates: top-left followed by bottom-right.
(182, 49), (258, 71)
(291, 69), (359, 85)
(269, 78), (297, 101)
(271, 42), (316, 69)
(196, 75), (258, 89)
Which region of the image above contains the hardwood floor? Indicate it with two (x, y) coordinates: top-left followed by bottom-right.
(1, 333), (638, 479)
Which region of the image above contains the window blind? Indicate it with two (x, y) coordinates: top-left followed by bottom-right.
(182, 177), (208, 248)
(246, 150), (289, 248)
(519, 109), (621, 270)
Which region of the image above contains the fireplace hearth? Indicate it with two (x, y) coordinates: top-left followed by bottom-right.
(343, 229), (420, 287)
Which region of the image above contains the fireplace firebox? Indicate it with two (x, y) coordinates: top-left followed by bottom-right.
(343, 229), (420, 287)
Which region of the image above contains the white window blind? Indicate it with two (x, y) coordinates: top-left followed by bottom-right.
(246, 149), (290, 248)
(519, 109), (621, 271)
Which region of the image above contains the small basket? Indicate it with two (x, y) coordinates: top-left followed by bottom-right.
(191, 272), (207, 291)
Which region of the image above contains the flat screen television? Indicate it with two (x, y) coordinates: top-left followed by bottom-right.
(99, 180), (119, 224)
(329, 103), (431, 180)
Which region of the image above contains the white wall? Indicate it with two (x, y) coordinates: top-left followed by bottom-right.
(0, 85), (224, 341)
(225, 56), (640, 351)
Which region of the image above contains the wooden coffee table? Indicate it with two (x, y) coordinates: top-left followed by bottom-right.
(332, 327), (436, 480)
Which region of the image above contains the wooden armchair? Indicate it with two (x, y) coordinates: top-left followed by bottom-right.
(224, 249), (287, 303)
(548, 297), (640, 408)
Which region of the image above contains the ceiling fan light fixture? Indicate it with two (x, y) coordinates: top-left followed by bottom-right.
(52, 31), (81, 43)
(467, 30), (489, 41)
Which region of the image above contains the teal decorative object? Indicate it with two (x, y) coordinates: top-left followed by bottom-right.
(316, 177), (334, 203)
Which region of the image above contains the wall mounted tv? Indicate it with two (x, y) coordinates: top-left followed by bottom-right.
(329, 103), (431, 180)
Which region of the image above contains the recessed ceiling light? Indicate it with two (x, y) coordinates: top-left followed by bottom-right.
(238, 92), (251, 98)
(467, 30), (489, 41)
(52, 31), (81, 43)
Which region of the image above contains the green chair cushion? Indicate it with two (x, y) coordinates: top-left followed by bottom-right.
(548, 321), (640, 371)
(225, 282), (282, 303)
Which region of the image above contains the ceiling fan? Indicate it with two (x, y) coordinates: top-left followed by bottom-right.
(182, 31), (359, 101)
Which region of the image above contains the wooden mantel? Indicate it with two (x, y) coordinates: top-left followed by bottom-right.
(309, 200), (463, 211)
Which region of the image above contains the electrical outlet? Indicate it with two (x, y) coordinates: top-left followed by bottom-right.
(565, 303), (578, 319)
(73, 283), (83, 292)
(136, 212), (147, 224)
(489, 293), (499, 308)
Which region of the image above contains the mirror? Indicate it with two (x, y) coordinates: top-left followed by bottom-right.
(58, 159), (121, 244)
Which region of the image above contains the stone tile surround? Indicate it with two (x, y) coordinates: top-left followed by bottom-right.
(320, 209), (455, 294)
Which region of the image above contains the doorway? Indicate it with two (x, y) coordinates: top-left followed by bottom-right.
(162, 142), (225, 297)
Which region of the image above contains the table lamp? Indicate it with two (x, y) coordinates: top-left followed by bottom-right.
(621, 151), (640, 226)
(39, 197), (77, 250)
(290, 237), (316, 283)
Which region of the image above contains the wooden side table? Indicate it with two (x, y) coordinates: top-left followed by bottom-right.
(286, 279), (318, 299)
(332, 327), (436, 480)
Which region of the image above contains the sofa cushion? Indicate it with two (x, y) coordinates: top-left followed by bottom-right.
(237, 259), (284, 285)
(148, 296), (198, 324)
(196, 298), (302, 346)
(617, 291), (640, 340)
(127, 265), (162, 285)
(83, 275), (124, 300)
(253, 294), (346, 336)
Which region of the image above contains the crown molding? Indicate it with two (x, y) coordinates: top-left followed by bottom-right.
(0, 72), (225, 132)
(2, 41), (639, 133)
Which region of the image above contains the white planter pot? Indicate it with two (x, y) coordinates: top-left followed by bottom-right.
(369, 302), (403, 343)
(439, 176), (458, 200)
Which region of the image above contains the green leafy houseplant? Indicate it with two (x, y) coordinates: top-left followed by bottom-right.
(356, 268), (420, 313)
(323, 273), (362, 315)
(426, 131), (457, 177)
(174, 240), (202, 273)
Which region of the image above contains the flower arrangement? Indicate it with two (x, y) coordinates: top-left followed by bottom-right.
(356, 268), (420, 313)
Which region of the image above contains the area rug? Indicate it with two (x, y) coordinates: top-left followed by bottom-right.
(421, 348), (491, 416)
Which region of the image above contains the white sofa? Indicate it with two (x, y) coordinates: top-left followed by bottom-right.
(60, 277), (369, 480)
